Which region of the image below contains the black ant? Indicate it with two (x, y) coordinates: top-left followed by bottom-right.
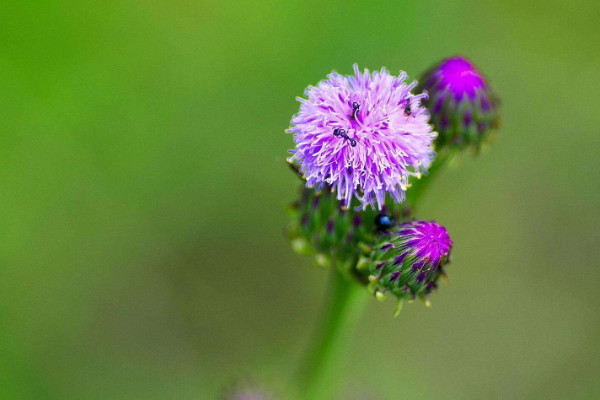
(404, 99), (412, 116)
(333, 128), (357, 147)
(352, 102), (360, 120)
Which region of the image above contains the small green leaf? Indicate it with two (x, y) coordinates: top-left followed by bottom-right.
(394, 299), (404, 317)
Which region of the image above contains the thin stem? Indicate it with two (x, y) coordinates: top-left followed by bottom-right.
(405, 154), (448, 212)
(295, 267), (368, 400)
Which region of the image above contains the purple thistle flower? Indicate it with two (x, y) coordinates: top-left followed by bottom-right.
(368, 219), (453, 302)
(288, 64), (436, 210)
(418, 56), (500, 151)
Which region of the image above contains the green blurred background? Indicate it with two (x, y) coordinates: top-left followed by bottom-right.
(2, 0), (599, 399)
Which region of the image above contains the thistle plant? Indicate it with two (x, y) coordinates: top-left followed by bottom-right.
(285, 59), (499, 400)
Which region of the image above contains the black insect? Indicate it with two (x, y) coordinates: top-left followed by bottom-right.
(333, 128), (357, 147)
(374, 213), (393, 231)
(404, 99), (412, 116)
(352, 102), (360, 120)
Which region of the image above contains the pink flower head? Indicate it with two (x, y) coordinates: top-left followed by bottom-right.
(288, 64), (436, 210)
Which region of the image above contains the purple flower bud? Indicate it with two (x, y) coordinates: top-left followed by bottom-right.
(418, 56), (500, 152)
(369, 219), (453, 303)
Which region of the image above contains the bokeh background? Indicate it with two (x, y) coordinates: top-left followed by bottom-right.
(2, 1), (600, 399)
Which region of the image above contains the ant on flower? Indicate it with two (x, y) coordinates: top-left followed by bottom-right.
(404, 98), (412, 116)
(352, 102), (360, 120)
(333, 128), (357, 147)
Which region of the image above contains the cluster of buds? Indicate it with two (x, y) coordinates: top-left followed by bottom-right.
(286, 57), (499, 310)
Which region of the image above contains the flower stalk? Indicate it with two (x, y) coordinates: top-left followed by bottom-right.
(405, 153), (448, 212)
(296, 267), (368, 400)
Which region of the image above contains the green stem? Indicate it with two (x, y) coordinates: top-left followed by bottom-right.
(406, 154), (448, 212)
(294, 154), (448, 399)
(296, 267), (368, 400)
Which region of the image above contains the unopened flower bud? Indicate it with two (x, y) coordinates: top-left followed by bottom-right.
(418, 56), (500, 152)
(368, 220), (453, 305)
(287, 186), (395, 269)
